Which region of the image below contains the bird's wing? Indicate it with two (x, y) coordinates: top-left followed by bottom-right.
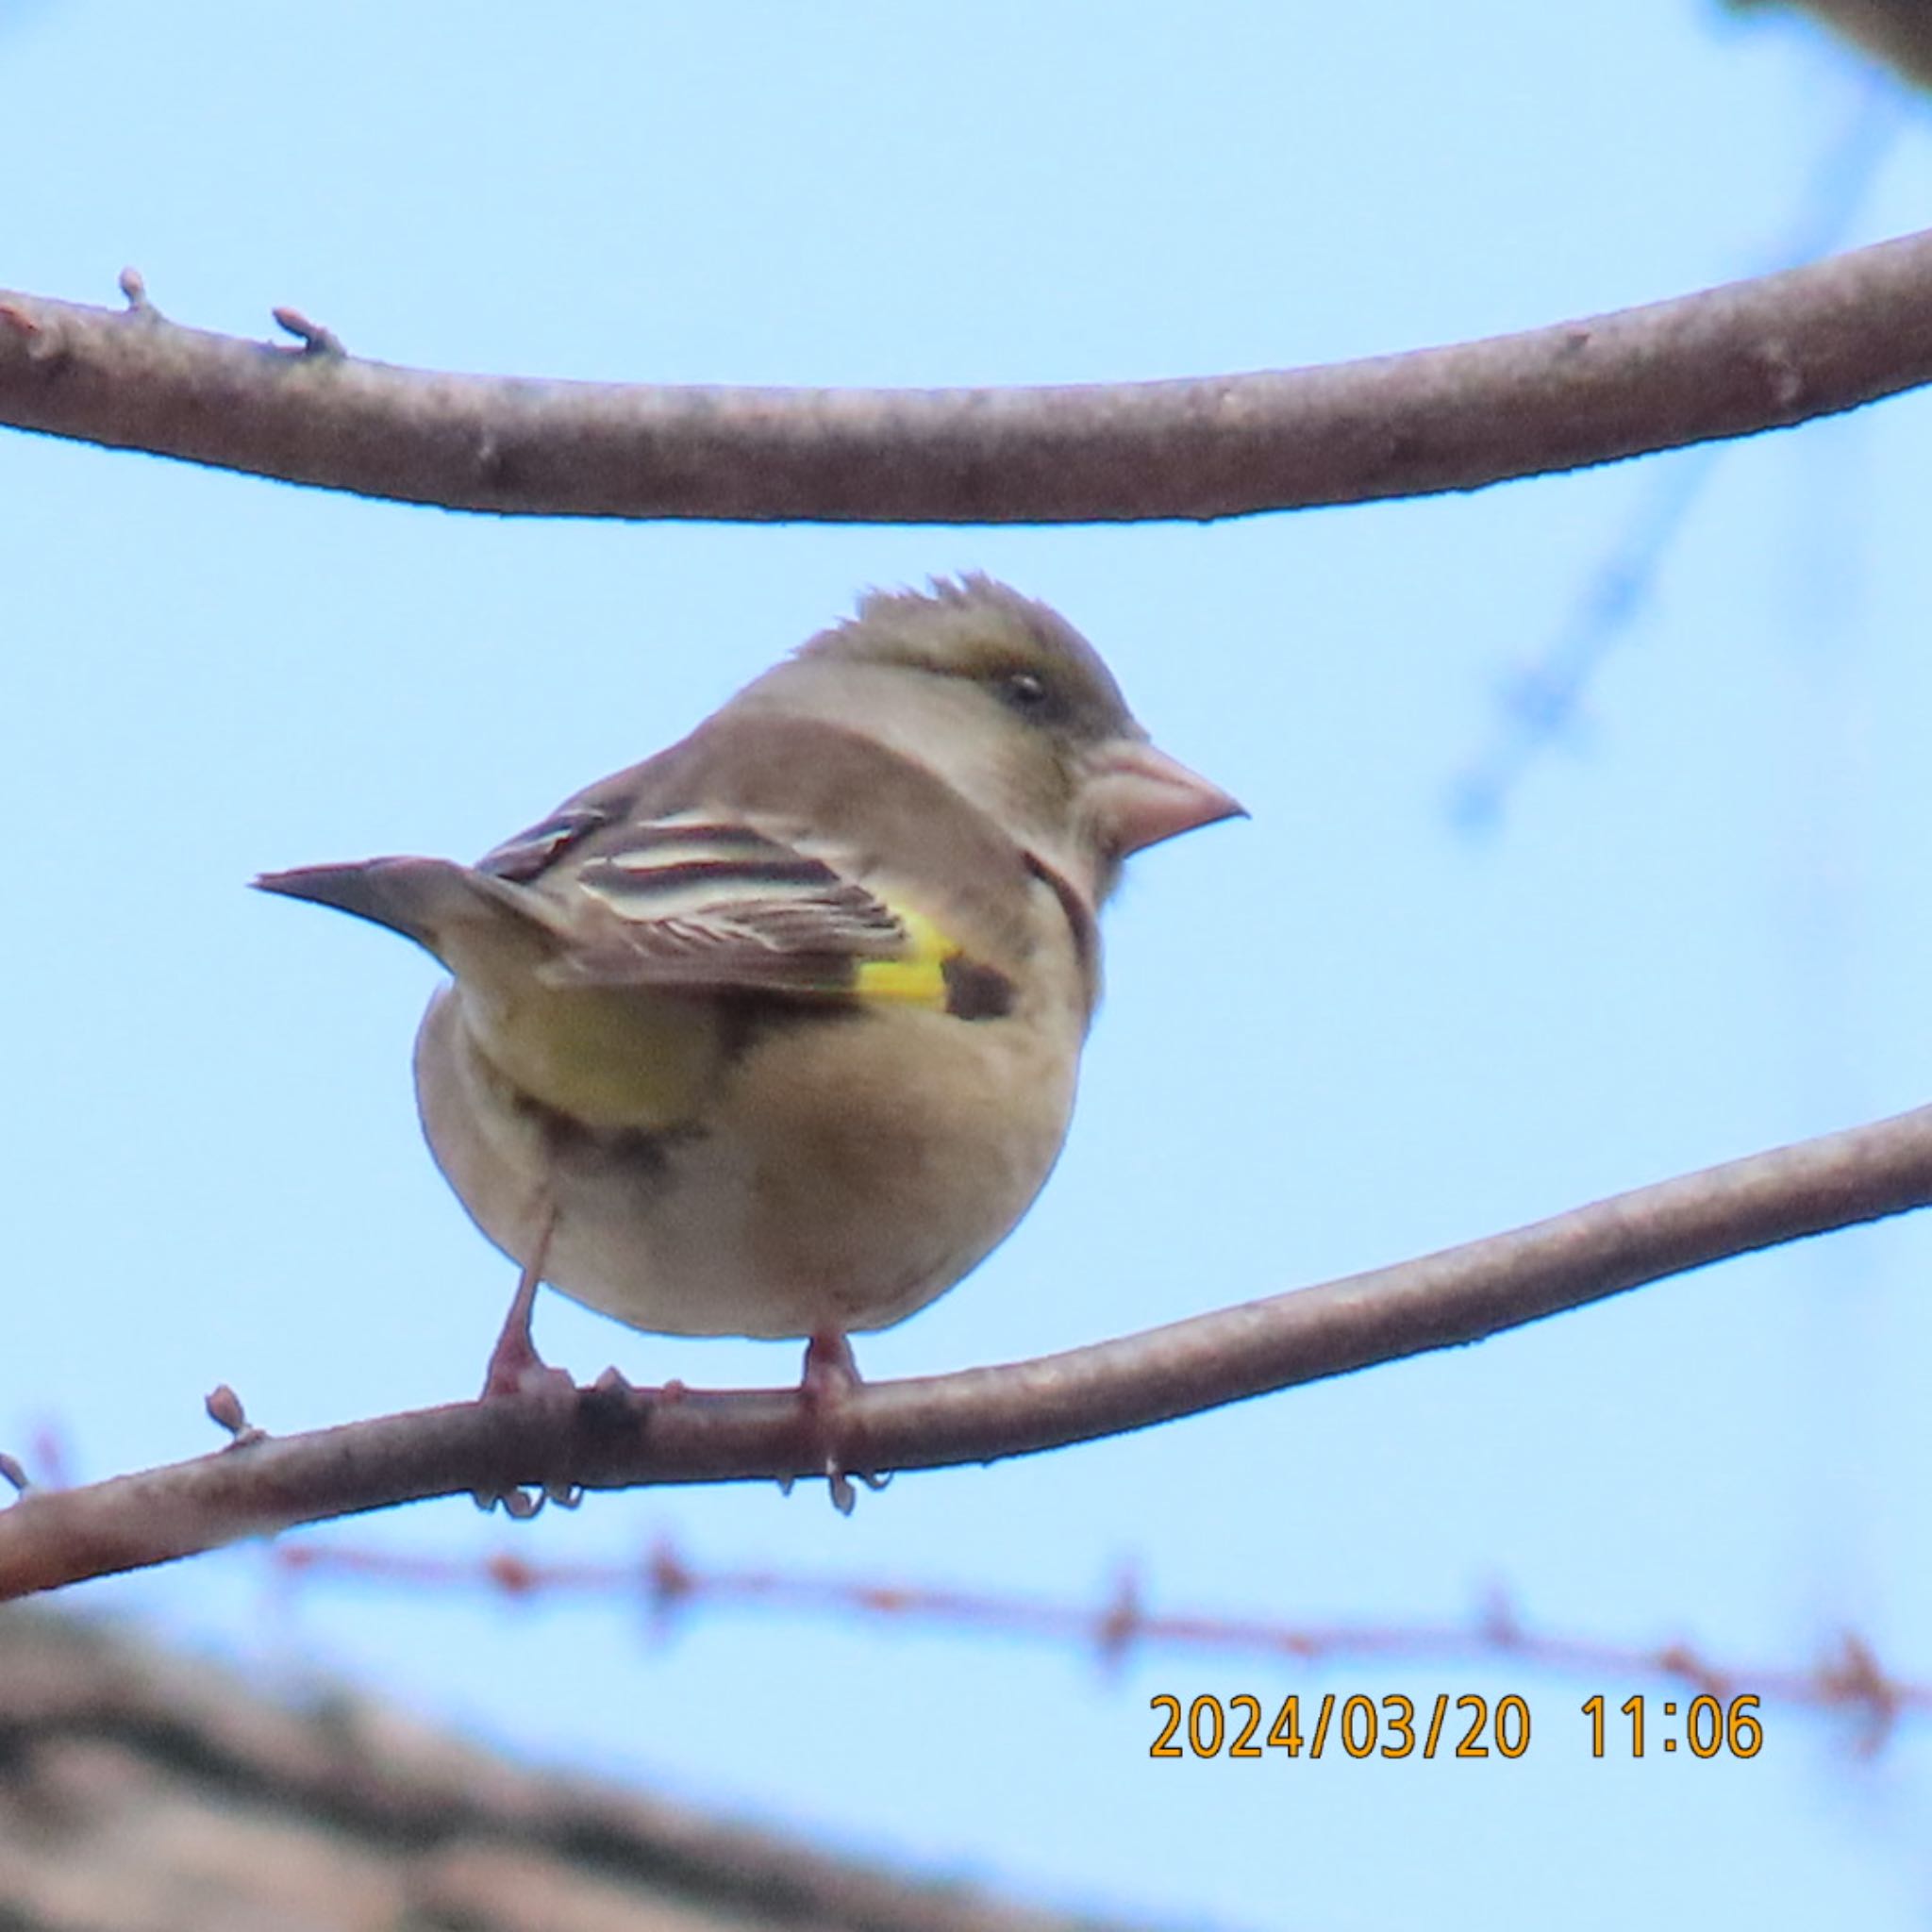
(480, 804), (1014, 1017)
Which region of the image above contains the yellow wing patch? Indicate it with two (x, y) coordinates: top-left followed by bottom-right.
(853, 906), (960, 1009)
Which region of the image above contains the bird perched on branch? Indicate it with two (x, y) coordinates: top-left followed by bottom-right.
(258, 576), (1242, 1506)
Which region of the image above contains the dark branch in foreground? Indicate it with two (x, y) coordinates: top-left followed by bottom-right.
(5, 229), (1932, 523)
(5, 1102), (1930, 1599)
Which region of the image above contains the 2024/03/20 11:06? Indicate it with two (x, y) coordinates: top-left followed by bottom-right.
(1148, 1692), (1764, 1760)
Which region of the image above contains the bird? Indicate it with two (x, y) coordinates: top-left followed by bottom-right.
(257, 575), (1243, 1506)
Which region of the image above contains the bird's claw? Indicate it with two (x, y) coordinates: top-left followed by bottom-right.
(797, 1330), (887, 1514)
(473, 1476), (582, 1518)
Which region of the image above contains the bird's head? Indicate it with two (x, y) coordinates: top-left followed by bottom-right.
(752, 575), (1244, 904)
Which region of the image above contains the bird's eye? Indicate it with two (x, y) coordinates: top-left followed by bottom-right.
(1002, 670), (1050, 709)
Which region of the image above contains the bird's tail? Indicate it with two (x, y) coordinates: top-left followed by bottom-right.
(254, 858), (561, 967)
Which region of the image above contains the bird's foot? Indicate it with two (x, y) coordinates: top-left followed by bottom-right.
(796, 1330), (890, 1515)
(472, 1333), (575, 1512)
(479, 1326), (577, 1405)
(478, 1244), (575, 1405)
(473, 1237), (580, 1514)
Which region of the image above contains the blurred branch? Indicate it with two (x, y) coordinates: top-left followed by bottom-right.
(275, 1539), (1930, 1745)
(5, 1100), (1932, 1598)
(1729, 0), (1932, 92)
(1448, 74), (1905, 830)
(5, 228), (1932, 522)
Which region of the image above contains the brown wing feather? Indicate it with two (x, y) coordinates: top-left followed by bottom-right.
(542, 832), (915, 993)
(474, 715), (1040, 1005)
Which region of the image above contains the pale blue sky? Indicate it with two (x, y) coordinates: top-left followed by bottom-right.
(6, 5), (1932, 1926)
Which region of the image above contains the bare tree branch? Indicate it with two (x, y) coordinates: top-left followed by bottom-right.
(5, 1100), (1929, 1599)
(4, 229), (1932, 523)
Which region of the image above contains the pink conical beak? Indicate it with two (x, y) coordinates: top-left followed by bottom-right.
(1085, 739), (1246, 858)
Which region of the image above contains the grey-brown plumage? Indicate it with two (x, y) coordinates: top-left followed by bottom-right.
(258, 576), (1241, 1359)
